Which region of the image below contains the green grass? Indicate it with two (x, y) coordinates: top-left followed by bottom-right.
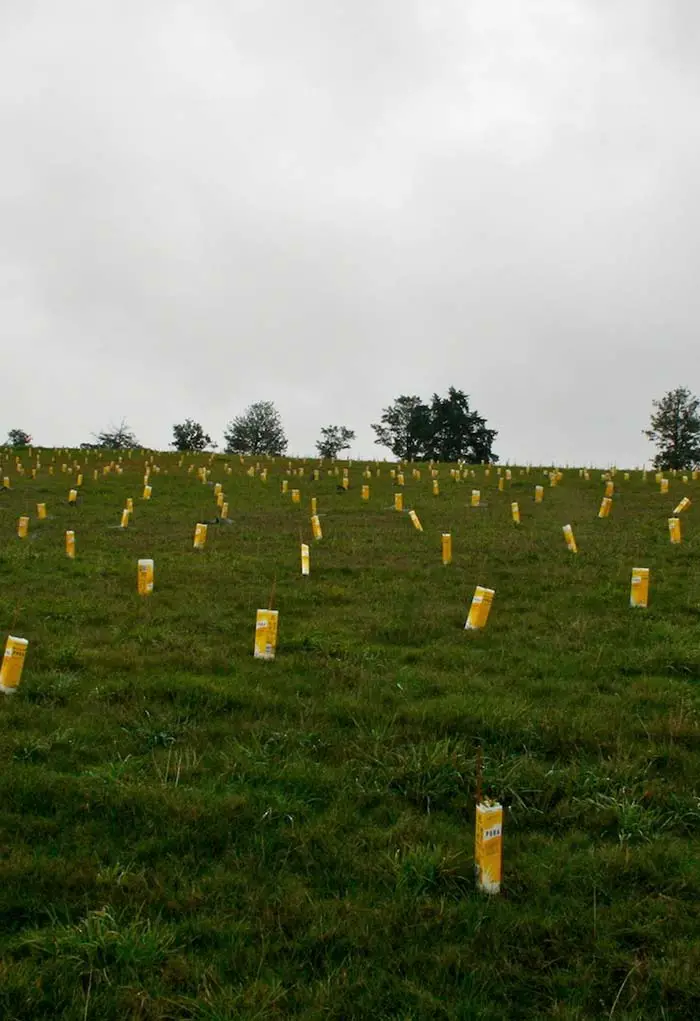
(0, 453), (699, 1020)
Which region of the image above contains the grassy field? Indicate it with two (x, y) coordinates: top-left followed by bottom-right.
(0, 451), (699, 1020)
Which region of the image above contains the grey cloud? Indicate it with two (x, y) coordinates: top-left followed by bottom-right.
(1, 0), (698, 463)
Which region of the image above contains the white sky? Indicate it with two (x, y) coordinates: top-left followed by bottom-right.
(2, 0), (699, 465)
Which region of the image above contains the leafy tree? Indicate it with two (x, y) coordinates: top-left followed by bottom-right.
(172, 419), (213, 452)
(316, 425), (355, 459)
(6, 428), (31, 447)
(645, 386), (700, 470)
(93, 419), (140, 450)
(371, 395), (431, 460)
(372, 389), (497, 463)
(425, 388), (498, 463)
(224, 401), (287, 456)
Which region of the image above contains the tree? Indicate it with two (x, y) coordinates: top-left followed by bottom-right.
(425, 388), (498, 463)
(93, 419), (140, 450)
(316, 425), (355, 459)
(6, 428), (31, 447)
(371, 395), (431, 460)
(371, 389), (498, 463)
(224, 401), (287, 456)
(645, 386), (700, 470)
(172, 419), (213, 452)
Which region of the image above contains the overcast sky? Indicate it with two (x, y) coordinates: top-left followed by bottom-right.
(2, 1), (699, 465)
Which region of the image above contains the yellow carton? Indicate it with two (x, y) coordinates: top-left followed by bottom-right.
(68, 489), (78, 504)
(2, 476), (9, 489)
(598, 497), (612, 518)
(394, 492), (404, 512)
(138, 558), (154, 596)
(221, 501), (228, 519)
(441, 533), (452, 565)
(301, 543), (310, 576)
(471, 490), (481, 508)
(311, 514), (323, 540)
(254, 609), (278, 660)
(563, 524), (578, 553)
(193, 523), (207, 549)
(66, 530), (75, 558)
(432, 480), (439, 496)
(605, 481), (614, 498)
(311, 496), (318, 516)
(511, 502), (520, 524)
(674, 496), (691, 514)
(630, 567), (649, 608)
(120, 509), (130, 529)
(397, 473), (405, 486)
(361, 485), (369, 501)
(214, 482), (222, 496)
(18, 516), (29, 539)
(216, 491), (224, 508)
(408, 509), (423, 531)
(281, 480), (288, 494)
(76, 474), (83, 487)
(668, 517), (681, 544)
(465, 586), (495, 630)
(143, 485), (152, 500)
(37, 503), (47, 520)
(498, 477), (504, 492)
(660, 478), (669, 494)
(475, 801), (503, 894)
(0, 636), (29, 693)
(126, 498), (134, 513)
(535, 485), (543, 503)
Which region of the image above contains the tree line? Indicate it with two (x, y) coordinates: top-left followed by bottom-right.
(6, 386), (700, 467)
